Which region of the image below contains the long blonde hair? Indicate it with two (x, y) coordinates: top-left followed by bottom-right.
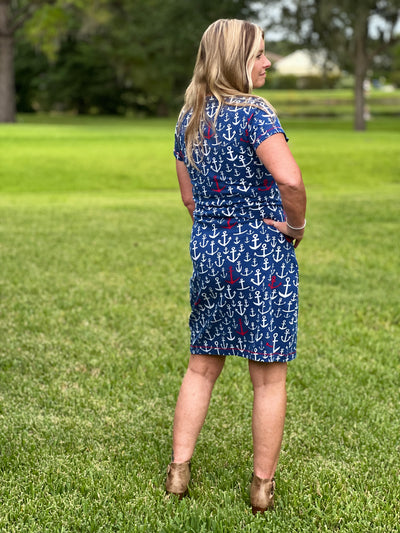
(179, 19), (268, 167)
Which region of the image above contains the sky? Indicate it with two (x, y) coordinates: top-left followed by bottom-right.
(251, 1), (400, 42)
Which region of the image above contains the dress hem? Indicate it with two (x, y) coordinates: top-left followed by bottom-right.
(190, 344), (296, 363)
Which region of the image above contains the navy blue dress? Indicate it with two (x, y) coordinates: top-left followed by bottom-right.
(174, 96), (299, 363)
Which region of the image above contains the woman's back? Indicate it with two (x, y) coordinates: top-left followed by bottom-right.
(175, 96), (287, 223)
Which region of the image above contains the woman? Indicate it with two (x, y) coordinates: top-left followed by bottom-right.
(166, 19), (306, 513)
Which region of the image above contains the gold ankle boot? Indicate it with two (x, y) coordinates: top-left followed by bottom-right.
(250, 474), (275, 513)
(165, 461), (191, 499)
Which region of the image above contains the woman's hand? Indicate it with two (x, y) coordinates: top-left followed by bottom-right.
(263, 218), (305, 248)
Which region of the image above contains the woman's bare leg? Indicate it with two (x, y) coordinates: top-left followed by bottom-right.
(248, 361), (287, 479)
(172, 354), (225, 463)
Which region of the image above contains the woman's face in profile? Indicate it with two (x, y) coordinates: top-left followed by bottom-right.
(251, 39), (271, 89)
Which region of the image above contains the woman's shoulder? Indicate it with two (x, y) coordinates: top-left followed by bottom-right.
(224, 95), (276, 116)
(175, 108), (192, 131)
(248, 95), (276, 116)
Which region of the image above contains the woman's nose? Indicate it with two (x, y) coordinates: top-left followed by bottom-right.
(264, 56), (272, 68)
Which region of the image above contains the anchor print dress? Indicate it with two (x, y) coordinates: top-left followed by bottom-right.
(174, 96), (299, 363)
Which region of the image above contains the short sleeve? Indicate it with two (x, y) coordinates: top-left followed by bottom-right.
(174, 122), (185, 161)
(248, 103), (288, 151)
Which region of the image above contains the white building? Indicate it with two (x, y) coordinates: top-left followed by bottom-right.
(273, 50), (340, 76)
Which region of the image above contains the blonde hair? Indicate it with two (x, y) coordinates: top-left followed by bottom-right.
(179, 19), (269, 167)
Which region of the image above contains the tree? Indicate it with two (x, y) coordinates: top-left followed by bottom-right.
(0, 0), (107, 122)
(256, 0), (400, 130)
(0, 0), (66, 122)
(0, 0), (71, 122)
(0, 0), (34, 122)
(96, 0), (257, 116)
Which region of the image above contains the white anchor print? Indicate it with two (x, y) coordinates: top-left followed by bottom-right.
(227, 247), (240, 263)
(237, 179), (251, 193)
(226, 146), (238, 161)
(255, 331), (263, 343)
(253, 291), (263, 306)
(278, 277), (293, 299)
(262, 257), (272, 271)
(272, 246), (284, 262)
(234, 154), (248, 168)
(255, 243), (269, 258)
(225, 305), (235, 318)
(222, 124), (235, 141)
(240, 266), (254, 277)
(249, 219), (263, 230)
(235, 301), (247, 316)
(233, 223), (247, 235)
(199, 234), (209, 248)
(226, 328), (235, 341)
(237, 278), (250, 291)
(206, 241), (217, 255)
(210, 157), (222, 173)
(276, 263), (287, 279)
(251, 269), (265, 287)
(215, 253), (224, 268)
(225, 285), (236, 300)
(249, 234), (263, 250)
(217, 231), (231, 247)
(191, 241), (201, 260)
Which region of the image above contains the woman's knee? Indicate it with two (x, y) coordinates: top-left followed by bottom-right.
(187, 354), (225, 383)
(249, 361), (287, 388)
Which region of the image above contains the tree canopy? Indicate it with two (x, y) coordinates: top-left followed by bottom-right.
(257, 0), (400, 129)
(1, 0), (399, 123)
(3, 0), (256, 121)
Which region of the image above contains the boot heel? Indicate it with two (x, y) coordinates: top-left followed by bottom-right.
(250, 474), (275, 513)
(165, 461), (191, 499)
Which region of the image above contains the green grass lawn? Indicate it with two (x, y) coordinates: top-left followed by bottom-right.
(0, 113), (399, 531)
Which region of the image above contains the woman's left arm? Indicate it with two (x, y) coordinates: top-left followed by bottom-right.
(256, 133), (306, 247)
(176, 160), (195, 221)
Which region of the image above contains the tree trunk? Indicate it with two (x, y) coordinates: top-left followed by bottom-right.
(0, 0), (15, 123)
(354, 63), (366, 131)
(353, 9), (369, 131)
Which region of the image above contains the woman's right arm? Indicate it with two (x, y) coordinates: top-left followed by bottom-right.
(176, 159), (195, 222)
(256, 133), (306, 247)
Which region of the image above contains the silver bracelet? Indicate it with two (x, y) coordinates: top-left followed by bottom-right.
(286, 219), (306, 231)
